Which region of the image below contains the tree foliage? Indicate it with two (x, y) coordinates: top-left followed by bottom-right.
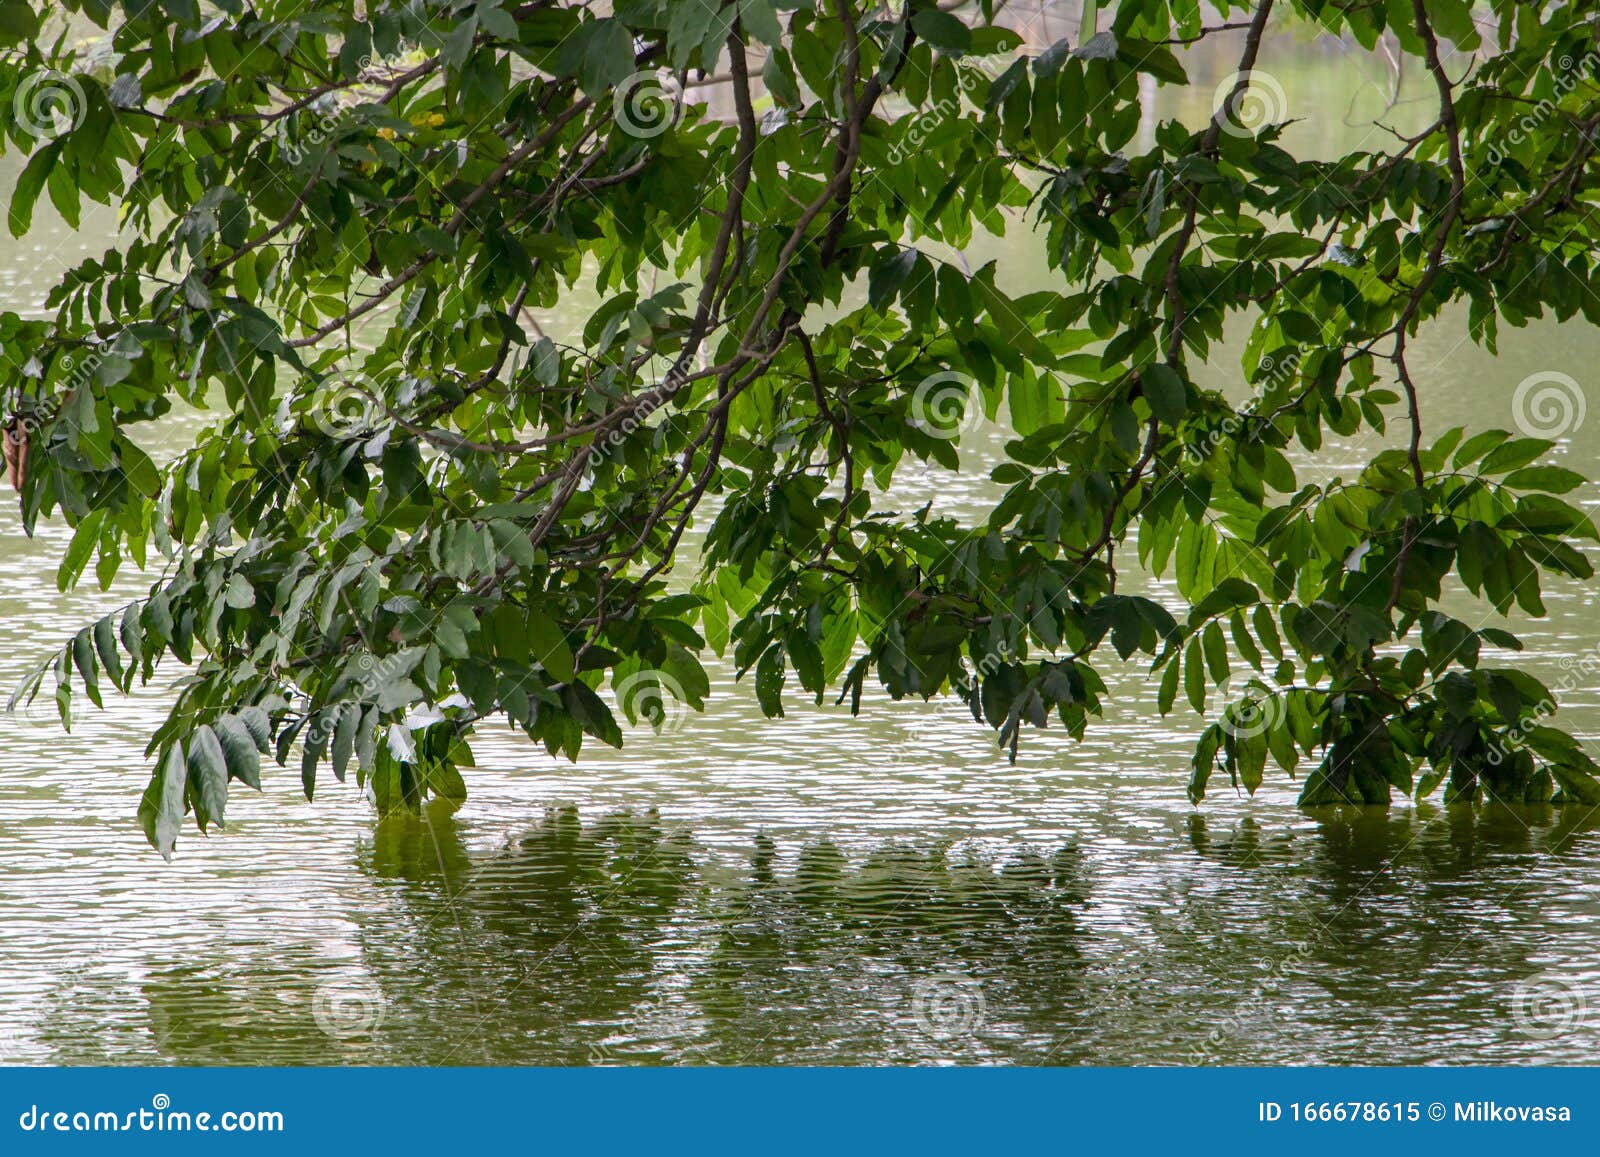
(3, 0), (1600, 856)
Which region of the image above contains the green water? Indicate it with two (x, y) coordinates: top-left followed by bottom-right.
(4, 20), (1600, 1066)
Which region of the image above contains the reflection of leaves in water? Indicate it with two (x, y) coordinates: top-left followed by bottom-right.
(356, 804), (700, 1065)
(33, 946), (379, 1066)
(692, 837), (1092, 1064)
(1305, 802), (1600, 877)
(1176, 805), (1600, 1065)
(1295, 804), (1600, 1065)
(356, 809), (1094, 1065)
(1183, 814), (1296, 867)
(35, 805), (1600, 1065)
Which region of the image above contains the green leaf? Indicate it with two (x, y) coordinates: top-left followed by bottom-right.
(331, 703), (359, 782)
(1503, 466), (1585, 494)
(1157, 651), (1180, 714)
(1479, 438), (1553, 475)
(1075, 31), (1118, 60)
(1452, 428), (1508, 468)
(911, 7), (972, 55)
(0, 0), (40, 45)
(57, 514), (104, 594)
(1201, 621), (1229, 684)
(187, 725), (229, 832)
(739, 0), (783, 47)
(1142, 364), (1187, 426)
(138, 745), (189, 860)
(867, 247), (917, 312)
(224, 573), (256, 609)
(71, 628), (101, 709)
(214, 714), (263, 790)
(526, 610), (576, 683)
(7, 141), (58, 237)
(93, 615), (124, 692)
(562, 19), (637, 97)
(1184, 641), (1206, 713)
(443, 13), (479, 70)
(755, 645), (786, 718)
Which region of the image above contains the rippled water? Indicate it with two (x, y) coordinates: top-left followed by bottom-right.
(4, 27), (1600, 1066)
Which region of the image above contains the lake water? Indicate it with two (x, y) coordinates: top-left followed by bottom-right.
(3, 21), (1600, 1066)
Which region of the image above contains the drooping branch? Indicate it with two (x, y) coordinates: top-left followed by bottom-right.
(1083, 0), (1275, 569)
(1384, 0), (1468, 614)
(1163, 0), (1275, 366)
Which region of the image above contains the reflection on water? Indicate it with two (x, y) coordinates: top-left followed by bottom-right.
(5, 27), (1600, 1067)
(21, 805), (1600, 1066)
